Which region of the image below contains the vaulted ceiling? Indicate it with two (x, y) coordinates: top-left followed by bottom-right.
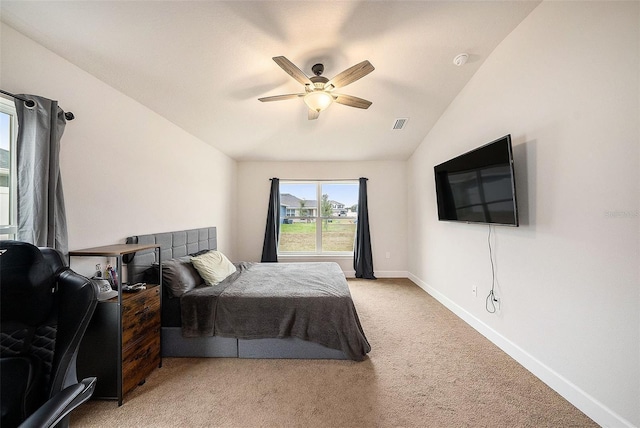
(1, 1), (539, 161)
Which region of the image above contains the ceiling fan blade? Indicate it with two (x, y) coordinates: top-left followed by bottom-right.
(273, 56), (313, 86)
(308, 109), (320, 120)
(333, 94), (372, 109)
(325, 60), (374, 89)
(258, 93), (305, 102)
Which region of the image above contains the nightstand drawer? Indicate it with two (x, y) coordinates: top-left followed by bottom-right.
(122, 286), (159, 318)
(122, 334), (161, 396)
(122, 287), (160, 344)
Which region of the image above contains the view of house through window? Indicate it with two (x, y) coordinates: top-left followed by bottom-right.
(279, 181), (359, 254)
(0, 98), (17, 240)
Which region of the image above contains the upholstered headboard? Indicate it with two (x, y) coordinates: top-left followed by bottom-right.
(125, 227), (217, 284)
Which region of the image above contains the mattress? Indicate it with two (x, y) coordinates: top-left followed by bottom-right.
(180, 262), (371, 361)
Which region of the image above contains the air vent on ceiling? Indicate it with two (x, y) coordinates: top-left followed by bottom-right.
(392, 118), (409, 130)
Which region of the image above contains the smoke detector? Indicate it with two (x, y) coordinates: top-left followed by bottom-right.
(453, 53), (469, 66)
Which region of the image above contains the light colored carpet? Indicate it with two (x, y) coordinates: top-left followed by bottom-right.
(71, 278), (596, 427)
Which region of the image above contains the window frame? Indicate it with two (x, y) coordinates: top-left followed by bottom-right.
(278, 180), (359, 256)
(0, 97), (17, 239)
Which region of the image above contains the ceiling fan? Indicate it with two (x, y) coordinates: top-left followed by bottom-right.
(258, 56), (375, 120)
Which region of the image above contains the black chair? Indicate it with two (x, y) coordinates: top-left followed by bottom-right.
(1, 241), (98, 428)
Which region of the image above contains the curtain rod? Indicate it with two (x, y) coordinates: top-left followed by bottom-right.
(271, 178), (366, 182)
(0, 89), (75, 121)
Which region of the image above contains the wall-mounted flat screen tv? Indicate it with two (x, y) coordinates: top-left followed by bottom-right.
(434, 135), (519, 226)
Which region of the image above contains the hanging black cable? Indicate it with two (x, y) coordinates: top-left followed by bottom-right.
(0, 89), (75, 120)
(486, 225), (498, 313)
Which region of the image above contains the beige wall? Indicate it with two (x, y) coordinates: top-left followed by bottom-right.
(4, 3), (638, 425)
(407, 2), (639, 426)
(236, 161), (407, 277)
(0, 23), (237, 271)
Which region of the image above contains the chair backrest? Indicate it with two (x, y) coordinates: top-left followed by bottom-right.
(0, 241), (97, 426)
(1, 241), (55, 326)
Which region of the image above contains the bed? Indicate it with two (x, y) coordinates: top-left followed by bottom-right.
(125, 227), (370, 361)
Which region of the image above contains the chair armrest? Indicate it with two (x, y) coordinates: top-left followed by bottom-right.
(19, 377), (96, 428)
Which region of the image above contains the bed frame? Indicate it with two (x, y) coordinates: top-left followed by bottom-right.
(126, 227), (347, 359)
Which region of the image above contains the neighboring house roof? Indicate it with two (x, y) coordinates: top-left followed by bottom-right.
(280, 193), (300, 207)
(280, 193), (348, 211)
(280, 193), (317, 209)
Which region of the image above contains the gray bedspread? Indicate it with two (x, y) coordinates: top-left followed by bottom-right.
(180, 262), (371, 361)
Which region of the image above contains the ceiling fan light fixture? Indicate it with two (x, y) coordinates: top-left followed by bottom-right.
(260, 57), (374, 119)
(304, 91), (334, 112)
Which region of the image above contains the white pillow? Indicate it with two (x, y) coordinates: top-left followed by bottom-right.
(190, 250), (236, 286)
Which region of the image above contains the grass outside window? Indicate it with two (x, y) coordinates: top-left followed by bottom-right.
(279, 219), (356, 253)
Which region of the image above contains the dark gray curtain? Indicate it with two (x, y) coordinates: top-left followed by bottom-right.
(15, 95), (69, 255)
(261, 178), (280, 262)
(354, 177), (376, 279)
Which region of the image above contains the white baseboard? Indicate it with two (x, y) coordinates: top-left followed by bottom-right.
(343, 270), (409, 279)
(373, 270), (409, 278)
(407, 272), (635, 428)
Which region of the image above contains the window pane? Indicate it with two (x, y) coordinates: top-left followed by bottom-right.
(321, 218), (357, 252)
(280, 183), (317, 219)
(321, 183), (359, 217)
(279, 183), (317, 252)
(0, 112), (11, 227)
(279, 218), (317, 252)
(320, 183), (358, 252)
(278, 181), (359, 254)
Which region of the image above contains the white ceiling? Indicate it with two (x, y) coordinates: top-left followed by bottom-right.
(1, 1), (539, 162)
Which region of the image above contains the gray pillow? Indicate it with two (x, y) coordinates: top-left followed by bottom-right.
(160, 258), (203, 298)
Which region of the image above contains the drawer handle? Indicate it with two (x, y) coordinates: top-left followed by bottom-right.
(135, 306), (150, 317)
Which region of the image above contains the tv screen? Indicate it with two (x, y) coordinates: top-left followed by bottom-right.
(434, 135), (519, 226)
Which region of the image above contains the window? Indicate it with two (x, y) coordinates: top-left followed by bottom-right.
(0, 98), (17, 240)
(279, 181), (359, 255)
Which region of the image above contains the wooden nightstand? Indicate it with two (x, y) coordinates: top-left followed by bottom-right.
(70, 243), (162, 405)
(121, 285), (161, 395)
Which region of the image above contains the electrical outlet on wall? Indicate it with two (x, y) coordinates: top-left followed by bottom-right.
(385, 252), (391, 259)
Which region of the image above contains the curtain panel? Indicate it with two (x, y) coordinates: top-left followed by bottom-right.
(354, 177), (376, 279)
(261, 178), (280, 262)
(15, 95), (69, 255)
